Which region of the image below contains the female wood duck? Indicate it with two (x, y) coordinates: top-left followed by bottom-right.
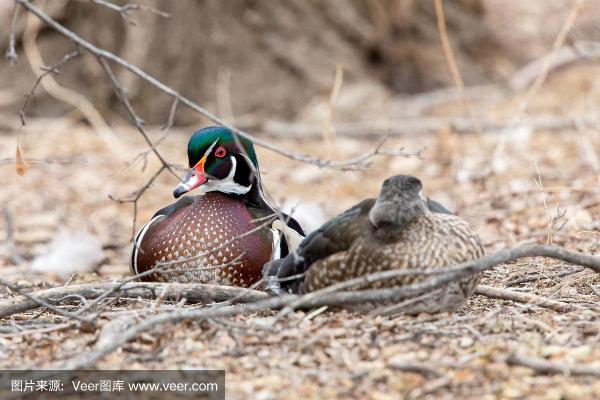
(264, 175), (484, 314)
(131, 126), (304, 287)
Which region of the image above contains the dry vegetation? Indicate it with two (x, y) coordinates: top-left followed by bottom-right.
(1, 0), (600, 399)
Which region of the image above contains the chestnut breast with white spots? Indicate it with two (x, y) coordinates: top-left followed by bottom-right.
(135, 192), (273, 287)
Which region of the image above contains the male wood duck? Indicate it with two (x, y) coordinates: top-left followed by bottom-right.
(264, 175), (484, 314)
(131, 126), (305, 287)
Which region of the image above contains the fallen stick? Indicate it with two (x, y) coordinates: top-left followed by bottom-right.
(506, 353), (600, 377)
(3, 244), (600, 322)
(474, 285), (577, 313)
(52, 244), (600, 369)
(0, 282), (269, 319)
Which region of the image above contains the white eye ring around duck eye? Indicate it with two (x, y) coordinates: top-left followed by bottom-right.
(215, 146), (226, 158)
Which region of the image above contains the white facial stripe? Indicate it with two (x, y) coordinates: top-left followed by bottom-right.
(198, 155), (252, 195)
(203, 139), (219, 161)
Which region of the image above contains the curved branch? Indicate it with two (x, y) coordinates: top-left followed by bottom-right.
(48, 244), (600, 369)
(0, 282), (269, 319)
(15, 0), (407, 171)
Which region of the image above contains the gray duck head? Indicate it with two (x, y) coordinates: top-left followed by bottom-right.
(368, 175), (429, 229)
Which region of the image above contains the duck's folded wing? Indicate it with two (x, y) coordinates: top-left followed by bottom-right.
(263, 198), (375, 293)
(426, 198), (452, 214)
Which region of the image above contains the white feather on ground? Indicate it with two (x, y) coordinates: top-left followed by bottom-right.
(31, 230), (104, 278)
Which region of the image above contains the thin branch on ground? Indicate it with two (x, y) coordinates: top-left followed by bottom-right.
(0, 282), (269, 319)
(0, 277), (93, 328)
(533, 160), (568, 245)
(474, 285), (577, 313)
(279, 244), (600, 315)
(506, 353), (600, 377)
(75, 253), (247, 317)
(506, 266), (584, 286)
(49, 243), (600, 368)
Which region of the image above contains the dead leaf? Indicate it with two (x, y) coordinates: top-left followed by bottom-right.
(16, 144), (29, 176)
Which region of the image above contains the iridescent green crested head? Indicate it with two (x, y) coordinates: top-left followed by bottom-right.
(173, 126), (261, 199)
(187, 126), (258, 169)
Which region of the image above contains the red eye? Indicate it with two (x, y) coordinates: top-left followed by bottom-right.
(214, 146), (226, 158)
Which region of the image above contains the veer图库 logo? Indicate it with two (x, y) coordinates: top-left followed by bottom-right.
(0, 370), (225, 399)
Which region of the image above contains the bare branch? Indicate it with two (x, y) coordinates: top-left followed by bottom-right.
(278, 244), (600, 313)
(474, 285), (578, 313)
(0, 276), (93, 328)
(50, 243), (600, 368)
(97, 57), (176, 176)
(492, 0), (585, 167)
(510, 41), (600, 92)
(15, 0), (414, 171)
(261, 114), (596, 138)
(506, 353), (600, 377)
(109, 165), (166, 238)
(4, 1), (20, 63)
(506, 266), (584, 286)
(19, 48), (83, 126)
(89, 0), (170, 26)
(434, 0), (482, 137)
(0, 282), (269, 319)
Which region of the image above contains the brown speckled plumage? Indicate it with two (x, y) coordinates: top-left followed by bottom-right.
(302, 212), (484, 313)
(265, 175), (484, 314)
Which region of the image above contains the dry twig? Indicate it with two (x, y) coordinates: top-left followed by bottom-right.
(507, 353), (600, 377)
(4, 1), (20, 63)
(0, 282), (268, 319)
(18, 49), (82, 126)
(433, 0), (482, 136)
(46, 244), (600, 368)
(15, 0), (409, 172)
(0, 277), (93, 328)
(474, 285), (577, 313)
(89, 0), (170, 26)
